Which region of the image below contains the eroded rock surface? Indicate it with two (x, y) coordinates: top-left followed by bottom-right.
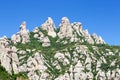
(11, 21), (30, 44)
(0, 17), (119, 80)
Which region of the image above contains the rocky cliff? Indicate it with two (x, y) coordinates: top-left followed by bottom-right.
(0, 17), (120, 80)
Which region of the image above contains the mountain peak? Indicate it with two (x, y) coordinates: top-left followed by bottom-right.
(61, 17), (70, 25)
(20, 21), (26, 30)
(41, 17), (56, 37)
(58, 17), (73, 39)
(11, 21), (30, 44)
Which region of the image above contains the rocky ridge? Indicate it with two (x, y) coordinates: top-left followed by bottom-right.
(0, 17), (120, 80)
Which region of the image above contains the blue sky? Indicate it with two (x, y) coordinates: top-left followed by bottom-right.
(0, 0), (120, 45)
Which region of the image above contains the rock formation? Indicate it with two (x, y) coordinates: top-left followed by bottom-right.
(11, 21), (30, 44)
(42, 17), (56, 38)
(92, 33), (105, 44)
(58, 17), (73, 39)
(0, 17), (120, 80)
(33, 27), (51, 47)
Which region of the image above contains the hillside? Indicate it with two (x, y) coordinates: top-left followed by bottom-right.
(0, 17), (120, 80)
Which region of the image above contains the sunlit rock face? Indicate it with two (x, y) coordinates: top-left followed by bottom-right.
(0, 36), (19, 74)
(58, 17), (73, 39)
(1, 17), (120, 80)
(42, 17), (57, 38)
(11, 21), (30, 44)
(19, 21), (30, 44)
(92, 33), (105, 44)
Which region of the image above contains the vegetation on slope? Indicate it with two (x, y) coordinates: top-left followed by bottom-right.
(0, 28), (120, 79)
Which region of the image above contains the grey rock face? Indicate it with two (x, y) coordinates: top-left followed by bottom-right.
(92, 33), (105, 44)
(11, 21), (30, 44)
(33, 27), (51, 47)
(0, 36), (12, 74)
(0, 36), (19, 74)
(42, 17), (56, 37)
(11, 46), (19, 74)
(58, 17), (73, 39)
(19, 21), (30, 44)
(82, 29), (94, 44)
(27, 53), (48, 80)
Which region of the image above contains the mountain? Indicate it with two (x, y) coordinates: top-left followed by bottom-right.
(0, 17), (120, 80)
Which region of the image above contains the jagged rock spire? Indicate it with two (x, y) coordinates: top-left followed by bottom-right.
(20, 21), (26, 30)
(58, 17), (73, 39)
(61, 17), (70, 26)
(11, 21), (30, 44)
(82, 29), (94, 44)
(41, 17), (56, 37)
(19, 21), (30, 44)
(92, 33), (105, 44)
